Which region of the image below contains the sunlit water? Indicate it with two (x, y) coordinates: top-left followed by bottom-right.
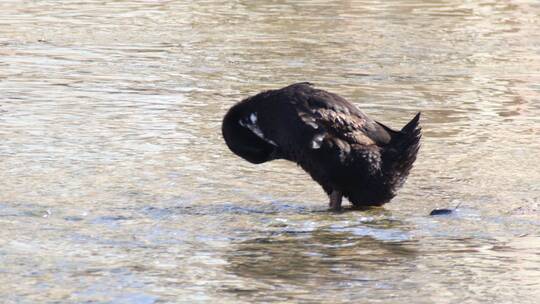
(1, 0), (539, 303)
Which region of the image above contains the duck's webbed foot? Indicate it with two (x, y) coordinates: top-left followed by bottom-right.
(329, 190), (343, 211)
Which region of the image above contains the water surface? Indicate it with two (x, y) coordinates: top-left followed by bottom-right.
(1, 0), (539, 303)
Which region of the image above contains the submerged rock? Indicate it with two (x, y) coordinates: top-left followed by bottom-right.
(429, 208), (454, 216)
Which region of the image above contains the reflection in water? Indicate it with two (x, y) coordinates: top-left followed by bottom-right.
(225, 218), (419, 302)
(0, 0), (539, 303)
(228, 227), (417, 281)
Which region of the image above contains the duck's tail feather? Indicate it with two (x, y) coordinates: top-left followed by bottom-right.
(382, 112), (422, 190)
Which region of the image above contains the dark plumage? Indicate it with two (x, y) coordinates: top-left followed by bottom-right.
(222, 83), (421, 210)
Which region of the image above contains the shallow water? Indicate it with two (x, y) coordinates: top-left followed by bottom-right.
(1, 0), (539, 303)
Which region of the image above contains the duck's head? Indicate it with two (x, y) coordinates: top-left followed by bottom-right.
(222, 101), (280, 164)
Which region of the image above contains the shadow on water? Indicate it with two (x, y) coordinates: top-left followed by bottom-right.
(139, 199), (399, 217)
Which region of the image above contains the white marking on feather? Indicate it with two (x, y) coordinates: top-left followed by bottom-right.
(239, 112), (277, 146)
(311, 134), (324, 149)
(307, 121), (319, 129)
(299, 112), (319, 129)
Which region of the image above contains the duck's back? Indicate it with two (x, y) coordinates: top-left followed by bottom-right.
(240, 83), (395, 154)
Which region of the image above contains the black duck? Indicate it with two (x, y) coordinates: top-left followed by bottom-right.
(222, 83), (421, 210)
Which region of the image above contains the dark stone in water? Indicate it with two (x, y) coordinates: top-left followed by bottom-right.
(430, 208), (454, 216)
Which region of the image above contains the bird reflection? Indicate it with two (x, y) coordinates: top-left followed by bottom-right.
(226, 219), (419, 284)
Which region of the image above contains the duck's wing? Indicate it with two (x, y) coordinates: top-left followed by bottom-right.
(297, 87), (396, 147)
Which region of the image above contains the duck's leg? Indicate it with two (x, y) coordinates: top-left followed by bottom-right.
(329, 190), (343, 211)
